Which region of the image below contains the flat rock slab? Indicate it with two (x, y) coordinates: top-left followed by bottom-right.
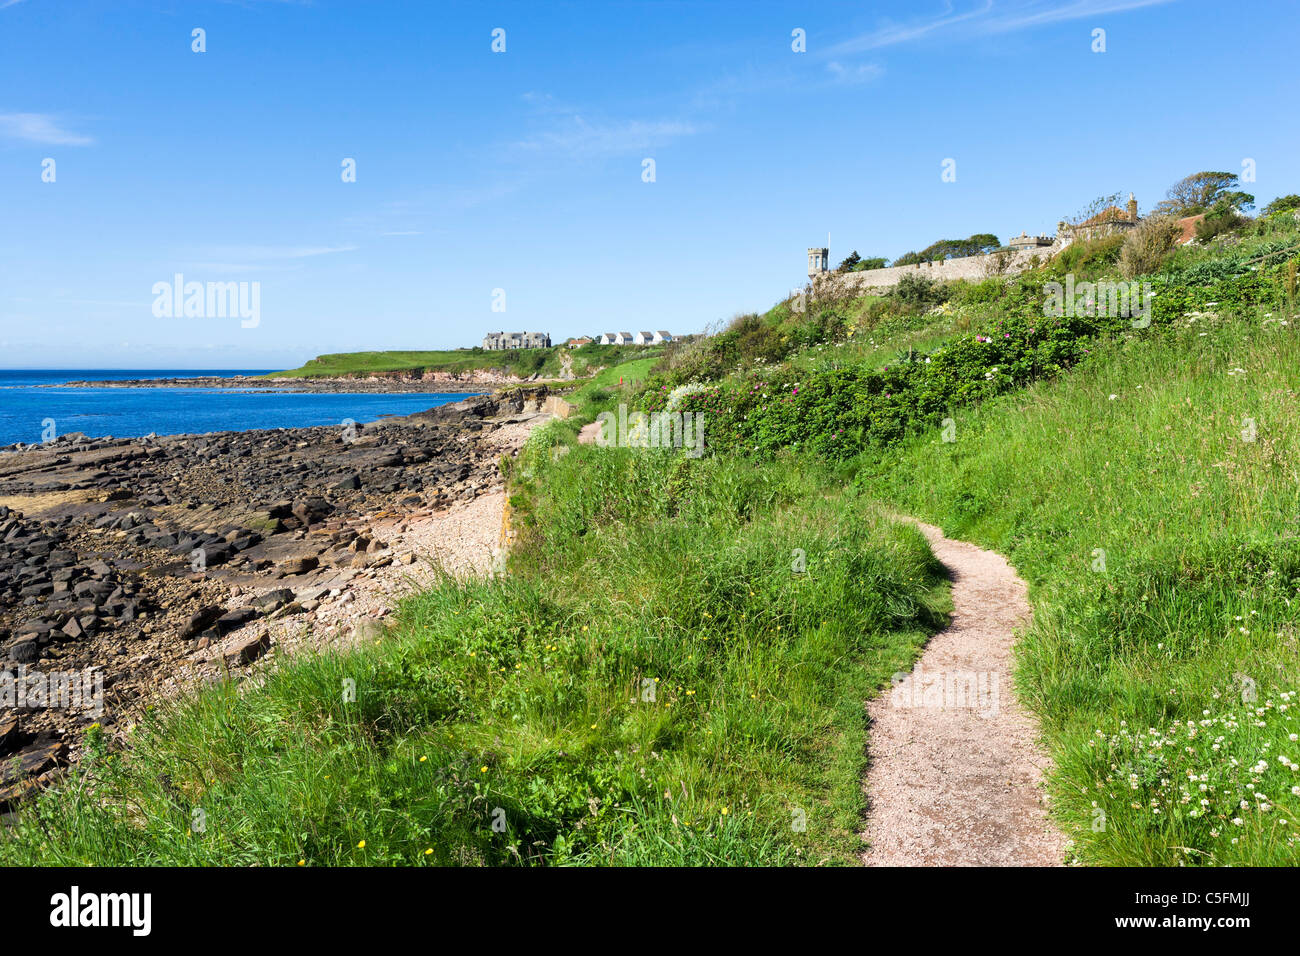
(861, 519), (1067, 867)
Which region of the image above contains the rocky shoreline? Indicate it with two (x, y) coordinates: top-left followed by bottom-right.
(0, 388), (553, 809)
(44, 368), (569, 393)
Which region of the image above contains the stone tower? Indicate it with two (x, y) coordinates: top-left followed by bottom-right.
(807, 246), (829, 279)
(1127, 192), (1138, 222)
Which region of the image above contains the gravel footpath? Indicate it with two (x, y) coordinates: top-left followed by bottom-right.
(861, 519), (1067, 866)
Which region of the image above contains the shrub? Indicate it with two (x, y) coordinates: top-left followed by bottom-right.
(1118, 215), (1180, 278)
(1047, 233), (1125, 279)
(1196, 202), (1251, 243)
(1262, 194), (1300, 218)
(892, 273), (948, 312)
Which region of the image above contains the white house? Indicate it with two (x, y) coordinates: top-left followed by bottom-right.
(652, 331), (673, 344)
(598, 332), (646, 346)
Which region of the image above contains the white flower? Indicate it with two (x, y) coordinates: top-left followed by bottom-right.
(1108, 394), (1117, 400)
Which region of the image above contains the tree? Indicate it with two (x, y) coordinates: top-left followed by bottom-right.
(836, 251), (861, 272)
(895, 233), (1001, 264)
(1154, 171), (1253, 217)
(1195, 200), (1250, 242)
(852, 256), (889, 271)
(1263, 194), (1300, 217)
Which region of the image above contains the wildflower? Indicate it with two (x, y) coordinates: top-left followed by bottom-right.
(357, 840), (366, 849)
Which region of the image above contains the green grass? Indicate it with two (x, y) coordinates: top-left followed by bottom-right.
(854, 311), (1300, 865)
(267, 344), (660, 380)
(570, 357), (661, 403)
(0, 449), (947, 866)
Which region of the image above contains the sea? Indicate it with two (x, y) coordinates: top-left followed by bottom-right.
(0, 370), (477, 449)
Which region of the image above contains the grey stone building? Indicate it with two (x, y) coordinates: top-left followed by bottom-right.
(807, 246), (829, 279)
(482, 331), (551, 350)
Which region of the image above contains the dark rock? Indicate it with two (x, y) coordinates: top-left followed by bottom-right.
(222, 631), (271, 666)
(215, 608), (259, 635)
(252, 588), (295, 610)
(181, 605), (226, 641)
(6, 638), (40, 664)
(281, 555), (319, 576)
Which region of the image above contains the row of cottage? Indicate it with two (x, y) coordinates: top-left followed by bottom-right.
(481, 331), (674, 350)
(597, 331), (673, 346)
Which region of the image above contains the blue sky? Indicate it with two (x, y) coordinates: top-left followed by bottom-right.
(1, 0), (1296, 369)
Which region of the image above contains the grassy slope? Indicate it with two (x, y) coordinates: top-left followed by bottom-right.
(855, 317), (1300, 865)
(266, 344), (660, 380)
(626, 214), (1299, 865)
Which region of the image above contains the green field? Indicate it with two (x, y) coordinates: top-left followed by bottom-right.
(267, 344), (661, 380)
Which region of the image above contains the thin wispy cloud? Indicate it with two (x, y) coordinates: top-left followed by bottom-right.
(205, 244), (358, 260)
(0, 112), (93, 145)
(514, 117), (697, 159)
(826, 61), (886, 85)
(185, 244), (358, 274)
(827, 0), (1177, 55)
(513, 96), (698, 160)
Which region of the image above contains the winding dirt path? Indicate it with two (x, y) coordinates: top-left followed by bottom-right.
(861, 519), (1067, 866)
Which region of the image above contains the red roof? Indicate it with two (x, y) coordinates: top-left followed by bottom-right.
(1175, 214), (1205, 245)
(1080, 206), (1130, 227)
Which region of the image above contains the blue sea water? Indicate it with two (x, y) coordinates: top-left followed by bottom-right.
(0, 370), (478, 449)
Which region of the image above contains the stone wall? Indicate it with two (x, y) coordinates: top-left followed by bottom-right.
(810, 241), (1068, 296)
(542, 395), (575, 419)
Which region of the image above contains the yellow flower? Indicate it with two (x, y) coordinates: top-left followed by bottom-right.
(480, 766), (488, 773)
(419, 755), (427, 762)
(721, 807), (729, 816)
(357, 840), (366, 849)
(424, 848), (433, 856)
(297, 859), (305, 866)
